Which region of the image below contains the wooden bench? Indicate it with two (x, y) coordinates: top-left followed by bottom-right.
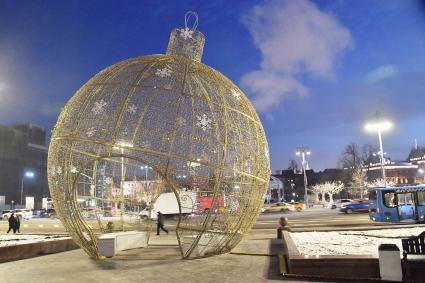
(402, 231), (425, 259)
(98, 231), (148, 258)
(401, 231), (425, 282)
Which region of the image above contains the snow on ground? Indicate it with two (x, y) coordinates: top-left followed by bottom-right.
(290, 227), (425, 258)
(0, 234), (69, 247)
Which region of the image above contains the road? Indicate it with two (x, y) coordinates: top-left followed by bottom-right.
(0, 208), (420, 234)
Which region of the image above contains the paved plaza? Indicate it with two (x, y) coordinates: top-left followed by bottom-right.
(0, 228), (292, 283)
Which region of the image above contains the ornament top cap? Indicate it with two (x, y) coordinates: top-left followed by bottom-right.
(166, 11), (205, 62)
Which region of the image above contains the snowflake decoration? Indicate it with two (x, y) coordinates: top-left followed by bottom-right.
(196, 114), (212, 131)
(140, 140), (151, 148)
(49, 165), (62, 177)
(155, 68), (172, 78)
(126, 104), (137, 114)
(86, 127), (96, 137)
(231, 89), (241, 100)
(264, 146), (269, 159)
(91, 100), (107, 115)
(49, 166), (57, 176)
(105, 177), (113, 185)
(179, 27), (193, 40)
(121, 126), (129, 137)
(176, 116), (186, 126)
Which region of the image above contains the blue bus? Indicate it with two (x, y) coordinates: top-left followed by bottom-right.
(368, 186), (425, 223)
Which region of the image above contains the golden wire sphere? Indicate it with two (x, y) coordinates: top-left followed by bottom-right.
(48, 13), (270, 259)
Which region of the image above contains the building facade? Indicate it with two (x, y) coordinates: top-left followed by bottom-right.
(0, 123), (49, 209)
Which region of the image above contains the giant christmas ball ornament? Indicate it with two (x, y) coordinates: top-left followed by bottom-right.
(48, 13), (270, 259)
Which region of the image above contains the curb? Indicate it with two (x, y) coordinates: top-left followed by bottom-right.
(0, 238), (79, 263)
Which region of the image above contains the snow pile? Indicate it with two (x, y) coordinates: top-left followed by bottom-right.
(0, 234), (69, 247)
(290, 227), (424, 257)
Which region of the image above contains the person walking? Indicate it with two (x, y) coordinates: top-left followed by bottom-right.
(7, 213), (17, 234)
(16, 215), (21, 233)
(156, 211), (168, 235)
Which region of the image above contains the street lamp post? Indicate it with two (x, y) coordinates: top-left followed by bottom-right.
(296, 147), (311, 206)
(20, 171), (35, 207)
(365, 115), (392, 187)
(113, 142), (133, 228)
(418, 169), (425, 183)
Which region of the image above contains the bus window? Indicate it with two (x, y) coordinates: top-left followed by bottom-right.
(369, 190), (377, 200)
(417, 191), (425, 205)
(383, 191), (396, 208)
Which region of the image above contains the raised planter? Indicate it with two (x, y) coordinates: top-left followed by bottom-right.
(282, 231), (380, 280)
(0, 238), (79, 263)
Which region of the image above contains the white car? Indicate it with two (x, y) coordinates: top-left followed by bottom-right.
(2, 209), (33, 220)
(329, 199), (352, 209)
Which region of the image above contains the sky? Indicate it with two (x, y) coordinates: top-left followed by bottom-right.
(0, 0), (424, 172)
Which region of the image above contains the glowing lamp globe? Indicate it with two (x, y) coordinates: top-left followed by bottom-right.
(48, 13), (270, 259)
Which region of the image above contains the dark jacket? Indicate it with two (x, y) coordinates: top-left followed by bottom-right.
(8, 215), (18, 228)
(157, 212), (164, 225)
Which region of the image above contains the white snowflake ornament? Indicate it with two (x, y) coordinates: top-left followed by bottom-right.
(126, 104), (137, 114)
(231, 89), (242, 100)
(196, 114), (212, 131)
(140, 140), (152, 148)
(179, 27), (193, 40)
(91, 100), (107, 115)
(155, 68), (172, 78)
(86, 127), (96, 137)
(49, 166), (57, 177)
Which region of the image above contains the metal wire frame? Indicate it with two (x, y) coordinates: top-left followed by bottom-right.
(48, 25), (270, 260)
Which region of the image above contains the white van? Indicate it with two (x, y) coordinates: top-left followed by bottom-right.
(139, 191), (196, 220)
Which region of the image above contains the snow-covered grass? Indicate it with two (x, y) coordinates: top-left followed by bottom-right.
(290, 227), (425, 258)
(0, 234), (69, 247)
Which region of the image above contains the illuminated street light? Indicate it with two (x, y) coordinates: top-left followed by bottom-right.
(296, 146), (310, 206)
(21, 171), (35, 206)
(365, 114), (392, 187)
(113, 142), (134, 227)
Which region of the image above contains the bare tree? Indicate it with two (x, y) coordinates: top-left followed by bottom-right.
(361, 143), (379, 177)
(351, 167), (367, 198)
(339, 143), (362, 170)
(311, 183), (327, 204)
(324, 181), (344, 203)
(133, 177), (166, 206)
(287, 159), (298, 173)
(312, 182), (344, 204)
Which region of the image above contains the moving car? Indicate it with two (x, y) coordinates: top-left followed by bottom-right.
(340, 200), (369, 214)
(263, 202), (291, 212)
(290, 202), (305, 212)
(329, 199), (352, 209)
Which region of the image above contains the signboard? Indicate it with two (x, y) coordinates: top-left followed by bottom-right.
(25, 196), (34, 210)
(0, 195), (5, 210)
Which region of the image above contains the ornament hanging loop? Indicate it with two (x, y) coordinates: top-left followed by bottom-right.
(185, 11), (198, 31)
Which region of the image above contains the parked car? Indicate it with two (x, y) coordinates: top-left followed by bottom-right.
(340, 200), (369, 214)
(2, 209), (33, 220)
(263, 202), (292, 213)
(329, 199), (352, 209)
(0, 210), (11, 220)
(40, 208), (57, 218)
(290, 202), (306, 212)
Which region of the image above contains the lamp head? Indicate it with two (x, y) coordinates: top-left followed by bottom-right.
(25, 172), (35, 178)
(365, 121), (392, 132)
